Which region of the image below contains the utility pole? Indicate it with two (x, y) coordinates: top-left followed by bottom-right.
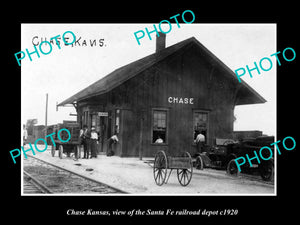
(45, 93), (48, 139)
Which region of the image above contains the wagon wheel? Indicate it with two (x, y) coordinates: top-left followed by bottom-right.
(259, 159), (274, 181)
(177, 152), (193, 186)
(153, 151), (168, 186)
(51, 144), (56, 157)
(226, 159), (240, 176)
(195, 155), (204, 170)
(58, 145), (63, 159)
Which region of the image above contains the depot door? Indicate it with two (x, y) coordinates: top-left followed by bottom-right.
(91, 112), (111, 154)
(98, 116), (105, 153)
(121, 109), (141, 157)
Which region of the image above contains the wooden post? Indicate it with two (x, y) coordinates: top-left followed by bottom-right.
(139, 111), (144, 160)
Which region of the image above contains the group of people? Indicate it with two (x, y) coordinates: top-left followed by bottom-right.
(80, 125), (119, 159)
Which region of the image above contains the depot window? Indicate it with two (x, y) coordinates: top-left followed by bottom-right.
(90, 113), (101, 132)
(193, 111), (208, 143)
(91, 114), (96, 127)
(152, 109), (168, 144)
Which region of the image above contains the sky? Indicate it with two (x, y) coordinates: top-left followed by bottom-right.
(21, 23), (276, 136)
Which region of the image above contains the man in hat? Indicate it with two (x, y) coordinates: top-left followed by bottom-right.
(90, 126), (99, 158)
(80, 125), (90, 159)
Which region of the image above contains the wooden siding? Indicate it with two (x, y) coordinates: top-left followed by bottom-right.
(101, 43), (236, 157)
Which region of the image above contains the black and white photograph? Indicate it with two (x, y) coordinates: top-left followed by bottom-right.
(21, 23), (276, 195)
(4, 5), (299, 224)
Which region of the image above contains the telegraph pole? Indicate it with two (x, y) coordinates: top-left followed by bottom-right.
(45, 93), (48, 139)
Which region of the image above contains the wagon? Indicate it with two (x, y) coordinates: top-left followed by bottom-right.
(47, 121), (81, 159)
(153, 151), (193, 186)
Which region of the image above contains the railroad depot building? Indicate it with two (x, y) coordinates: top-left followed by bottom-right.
(58, 34), (266, 157)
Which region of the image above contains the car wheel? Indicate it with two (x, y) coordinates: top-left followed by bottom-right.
(227, 159), (240, 176)
(195, 155), (204, 170)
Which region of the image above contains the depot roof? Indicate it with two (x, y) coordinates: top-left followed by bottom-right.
(58, 37), (266, 107)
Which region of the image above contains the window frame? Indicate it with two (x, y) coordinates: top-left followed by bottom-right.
(151, 108), (169, 145)
(192, 109), (209, 145)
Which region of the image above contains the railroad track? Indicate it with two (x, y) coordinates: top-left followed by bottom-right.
(23, 155), (128, 194)
(23, 171), (52, 194)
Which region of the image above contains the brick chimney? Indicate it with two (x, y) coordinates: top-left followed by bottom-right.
(156, 32), (166, 53)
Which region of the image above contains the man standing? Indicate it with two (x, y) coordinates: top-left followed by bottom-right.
(195, 130), (206, 153)
(80, 125), (90, 159)
(90, 126), (99, 158)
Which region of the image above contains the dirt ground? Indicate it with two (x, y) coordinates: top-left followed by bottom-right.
(22, 146), (275, 195)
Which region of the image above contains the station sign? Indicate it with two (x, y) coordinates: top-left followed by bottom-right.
(168, 97), (194, 104)
(98, 112), (108, 117)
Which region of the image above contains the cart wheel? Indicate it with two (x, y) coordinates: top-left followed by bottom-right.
(58, 145), (63, 159)
(259, 159), (274, 181)
(153, 151), (168, 186)
(226, 159), (240, 176)
(51, 144), (56, 157)
(195, 155), (204, 170)
(177, 152), (193, 186)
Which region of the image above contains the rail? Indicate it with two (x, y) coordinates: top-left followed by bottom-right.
(24, 155), (129, 194)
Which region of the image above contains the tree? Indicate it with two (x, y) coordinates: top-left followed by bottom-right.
(26, 119), (37, 135)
